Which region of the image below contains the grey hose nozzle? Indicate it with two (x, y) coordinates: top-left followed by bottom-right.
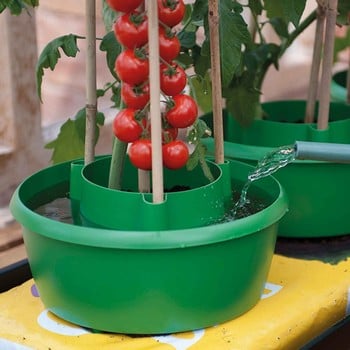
(294, 141), (350, 163)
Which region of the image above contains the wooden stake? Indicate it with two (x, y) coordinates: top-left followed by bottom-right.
(85, 0), (97, 164)
(208, 0), (224, 164)
(147, 0), (164, 203)
(305, 3), (326, 123)
(317, 0), (338, 130)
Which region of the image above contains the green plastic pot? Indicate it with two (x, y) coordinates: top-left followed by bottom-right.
(77, 156), (231, 230)
(202, 100), (350, 238)
(330, 70), (348, 103)
(10, 158), (287, 334)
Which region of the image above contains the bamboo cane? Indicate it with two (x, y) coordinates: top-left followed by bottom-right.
(317, 0), (338, 130)
(148, 0), (164, 203)
(208, 0), (224, 164)
(305, 2), (326, 123)
(84, 0), (97, 164)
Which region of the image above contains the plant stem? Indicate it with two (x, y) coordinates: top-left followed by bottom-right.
(108, 138), (127, 189)
(305, 4), (326, 123)
(317, 0), (338, 130)
(279, 9), (317, 58)
(208, 0), (224, 164)
(85, 0), (97, 165)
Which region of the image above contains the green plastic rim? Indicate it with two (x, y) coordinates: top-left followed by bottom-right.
(10, 159), (287, 249)
(78, 157), (231, 231)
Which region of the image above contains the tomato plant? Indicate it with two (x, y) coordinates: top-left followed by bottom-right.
(129, 139), (152, 170)
(165, 94), (198, 128)
(159, 27), (180, 62)
(115, 49), (149, 85)
(160, 63), (186, 96)
(112, 108), (144, 142)
(107, 0), (144, 14)
(162, 140), (189, 169)
(157, 0), (185, 27)
(114, 12), (148, 49)
(121, 82), (150, 109)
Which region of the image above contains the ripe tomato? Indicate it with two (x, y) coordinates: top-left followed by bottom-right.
(114, 12), (148, 49)
(158, 0), (186, 27)
(159, 27), (180, 62)
(107, 0), (144, 13)
(162, 140), (189, 169)
(165, 94), (198, 128)
(129, 139), (152, 170)
(121, 83), (150, 109)
(112, 108), (143, 142)
(160, 63), (186, 96)
(115, 49), (149, 85)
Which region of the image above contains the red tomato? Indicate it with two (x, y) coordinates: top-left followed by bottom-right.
(159, 27), (180, 62)
(115, 49), (149, 85)
(121, 83), (150, 109)
(114, 12), (148, 49)
(165, 94), (198, 128)
(129, 139), (152, 170)
(112, 108), (143, 142)
(160, 63), (186, 96)
(107, 0), (144, 13)
(162, 140), (189, 169)
(158, 0), (186, 27)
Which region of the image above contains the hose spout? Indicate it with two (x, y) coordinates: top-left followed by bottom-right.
(294, 141), (350, 163)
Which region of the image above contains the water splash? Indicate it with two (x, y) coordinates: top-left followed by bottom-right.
(233, 145), (296, 216)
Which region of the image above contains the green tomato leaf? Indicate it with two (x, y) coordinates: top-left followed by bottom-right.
(218, 2), (251, 87)
(264, 0), (307, 28)
(248, 0), (263, 16)
(338, 0), (350, 25)
(100, 31), (122, 79)
(36, 34), (81, 101)
(189, 73), (212, 114)
(178, 30), (197, 49)
(268, 17), (289, 39)
(224, 83), (262, 126)
(45, 109), (105, 164)
(0, 0), (38, 15)
(102, 0), (117, 32)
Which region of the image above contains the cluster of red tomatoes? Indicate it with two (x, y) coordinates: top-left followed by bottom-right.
(106, 0), (198, 171)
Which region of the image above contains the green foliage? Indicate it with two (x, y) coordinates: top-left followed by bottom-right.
(36, 34), (81, 101)
(184, 0), (315, 125)
(187, 118), (214, 181)
(45, 109), (104, 164)
(100, 31), (122, 80)
(0, 0), (38, 15)
(338, 0), (350, 25)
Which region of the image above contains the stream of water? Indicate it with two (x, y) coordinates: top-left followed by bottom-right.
(233, 144), (296, 216)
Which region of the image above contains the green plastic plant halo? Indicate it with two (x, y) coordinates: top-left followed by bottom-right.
(10, 158), (287, 334)
(202, 100), (350, 238)
(77, 156), (232, 231)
